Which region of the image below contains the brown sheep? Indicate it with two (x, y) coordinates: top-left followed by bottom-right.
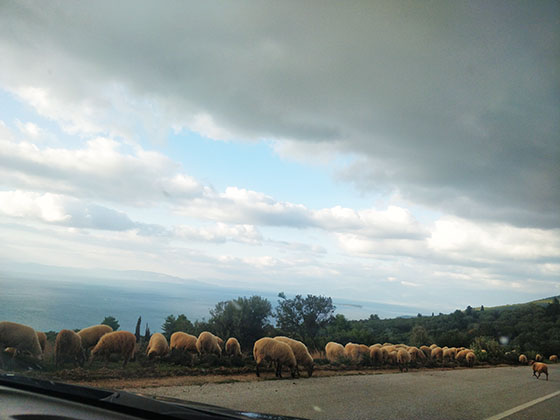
(420, 345), (432, 359)
(518, 354), (528, 365)
(370, 346), (385, 364)
(535, 353), (543, 362)
(216, 336), (224, 350)
(397, 348), (411, 372)
(90, 331), (135, 367)
(225, 337), (242, 357)
(196, 331), (222, 356)
(0, 321), (42, 361)
(3, 347), (18, 358)
(386, 350), (398, 365)
(345, 343), (369, 363)
(78, 324), (113, 351)
(146, 333), (169, 360)
(170, 332), (198, 353)
(55, 329), (85, 368)
(325, 342), (345, 363)
(274, 336), (314, 377)
(431, 347), (443, 363)
(550, 355), (558, 363)
(36, 331), (47, 353)
(253, 337), (297, 378)
(465, 351), (476, 367)
(455, 349), (469, 362)
(531, 361), (548, 380)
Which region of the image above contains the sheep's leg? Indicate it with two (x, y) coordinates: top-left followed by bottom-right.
(277, 362), (282, 378)
(256, 362), (260, 377)
(545, 372), (548, 381)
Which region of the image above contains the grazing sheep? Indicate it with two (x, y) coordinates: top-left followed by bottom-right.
(420, 345), (432, 359)
(215, 336), (224, 350)
(90, 331), (135, 367)
(535, 354), (543, 362)
(274, 336), (314, 377)
(0, 321), (42, 361)
(225, 337), (242, 357)
(431, 347), (443, 363)
(530, 361), (548, 380)
(455, 349), (469, 362)
(345, 343), (369, 363)
(519, 354), (528, 365)
(146, 333), (169, 360)
(36, 331), (47, 353)
(78, 324), (113, 351)
(443, 348), (457, 365)
(370, 346), (385, 364)
(370, 343), (382, 349)
(465, 351), (476, 367)
(550, 355), (558, 363)
(387, 350), (398, 365)
(429, 344), (438, 349)
(196, 331), (222, 356)
(325, 342), (345, 363)
(253, 337), (297, 378)
(170, 332), (198, 353)
(397, 348), (411, 372)
(55, 329), (85, 368)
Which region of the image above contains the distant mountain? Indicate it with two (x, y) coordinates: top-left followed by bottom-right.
(475, 295), (560, 312)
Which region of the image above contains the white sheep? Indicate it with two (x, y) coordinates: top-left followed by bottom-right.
(325, 341), (345, 363)
(78, 324), (113, 351)
(170, 332), (198, 353)
(225, 337), (242, 357)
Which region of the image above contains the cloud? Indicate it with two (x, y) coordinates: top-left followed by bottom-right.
(0, 190), (136, 230)
(173, 223), (262, 244)
(0, 1), (557, 228)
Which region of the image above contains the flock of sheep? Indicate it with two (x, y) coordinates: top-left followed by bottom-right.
(0, 321), (556, 381)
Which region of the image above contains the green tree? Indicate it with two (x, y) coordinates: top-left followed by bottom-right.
(209, 295), (272, 349)
(134, 316), (142, 342)
(162, 314), (194, 339)
(410, 325), (431, 347)
(101, 316), (119, 331)
(276, 292), (335, 349)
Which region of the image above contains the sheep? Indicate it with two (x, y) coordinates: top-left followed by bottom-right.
(274, 336), (314, 377)
(535, 353), (543, 362)
(386, 350), (398, 365)
(518, 354), (528, 365)
(429, 343), (438, 349)
(431, 347), (443, 363)
(530, 361), (548, 380)
(196, 331), (222, 356)
(36, 331), (47, 353)
(325, 341), (345, 363)
(465, 351), (476, 367)
(0, 321), (42, 362)
(146, 333), (169, 360)
(345, 343), (369, 364)
(253, 337), (297, 378)
(216, 336), (224, 350)
(90, 331), (135, 367)
(397, 348), (411, 372)
(550, 355), (558, 363)
(420, 345), (432, 359)
(77, 324), (113, 351)
(455, 349), (469, 362)
(370, 346), (385, 365)
(55, 329), (85, 368)
(443, 348), (457, 365)
(225, 337), (242, 357)
(170, 332), (198, 353)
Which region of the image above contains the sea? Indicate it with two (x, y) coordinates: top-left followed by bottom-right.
(0, 264), (427, 333)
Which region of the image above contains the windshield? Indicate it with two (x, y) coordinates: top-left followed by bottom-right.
(1, 1), (559, 419)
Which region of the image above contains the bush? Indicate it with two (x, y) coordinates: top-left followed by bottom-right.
(471, 336), (504, 363)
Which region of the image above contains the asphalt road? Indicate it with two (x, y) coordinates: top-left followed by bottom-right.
(127, 365), (560, 420)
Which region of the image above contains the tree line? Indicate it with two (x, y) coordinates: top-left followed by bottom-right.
(156, 293), (560, 356)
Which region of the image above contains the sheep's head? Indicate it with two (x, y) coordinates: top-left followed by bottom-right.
(307, 363), (314, 377)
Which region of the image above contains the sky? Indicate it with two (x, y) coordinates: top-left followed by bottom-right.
(0, 0), (558, 314)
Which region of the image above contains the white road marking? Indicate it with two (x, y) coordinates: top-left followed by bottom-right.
(484, 390), (560, 420)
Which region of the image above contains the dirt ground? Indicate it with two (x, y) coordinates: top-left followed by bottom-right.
(63, 364), (498, 390)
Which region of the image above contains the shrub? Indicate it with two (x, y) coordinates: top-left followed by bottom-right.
(471, 336), (504, 363)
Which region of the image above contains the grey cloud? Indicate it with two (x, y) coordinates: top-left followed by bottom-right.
(0, 1), (558, 227)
